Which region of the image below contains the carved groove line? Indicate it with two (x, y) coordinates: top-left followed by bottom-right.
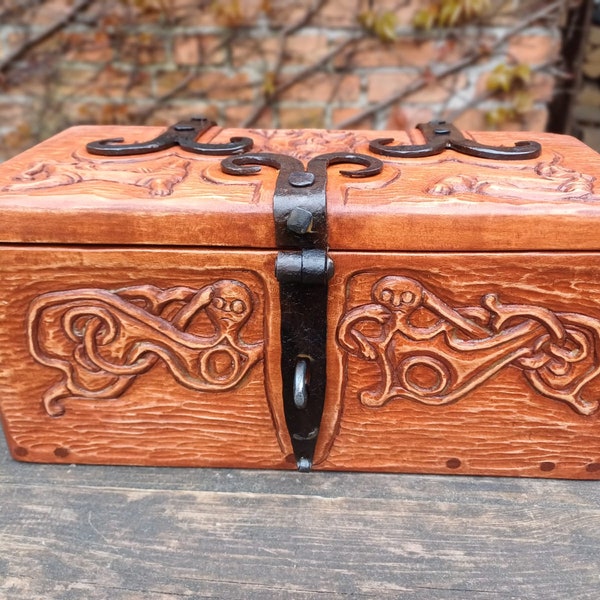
(337, 275), (600, 415)
(28, 280), (263, 416)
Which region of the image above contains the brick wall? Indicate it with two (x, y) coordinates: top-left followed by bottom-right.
(574, 16), (600, 151)
(0, 0), (568, 161)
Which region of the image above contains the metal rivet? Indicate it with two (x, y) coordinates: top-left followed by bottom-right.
(297, 456), (312, 472)
(288, 171), (315, 187)
(446, 458), (461, 469)
(287, 207), (313, 234)
(540, 461), (556, 472)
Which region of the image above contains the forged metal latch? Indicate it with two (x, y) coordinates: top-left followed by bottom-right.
(221, 152), (383, 471)
(369, 120), (542, 160)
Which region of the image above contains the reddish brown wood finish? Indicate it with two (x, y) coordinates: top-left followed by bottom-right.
(316, 253), (600, 479)
(1, 125), (599, 250)
(0, 248), (292, 468)
(2, 122), (600, 477)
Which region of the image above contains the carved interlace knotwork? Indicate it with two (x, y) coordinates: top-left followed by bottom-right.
(246, 129), (369, 161)
(337, 275), (600, 415)
(28, 280), (263, 416)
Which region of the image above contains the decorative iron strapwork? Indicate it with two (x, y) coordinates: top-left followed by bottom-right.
(370, 120), (542, 160)
(86, 116), (253, 156)
(221, 151), (383, 471)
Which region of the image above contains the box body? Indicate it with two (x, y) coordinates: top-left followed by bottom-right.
(2, 123), (600, 477)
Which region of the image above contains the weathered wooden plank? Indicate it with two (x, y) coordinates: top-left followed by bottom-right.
(1, 440), (600, 599)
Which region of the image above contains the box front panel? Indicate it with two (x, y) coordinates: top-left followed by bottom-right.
(316, 253), (600, 479)
(0, 247), (292, 468)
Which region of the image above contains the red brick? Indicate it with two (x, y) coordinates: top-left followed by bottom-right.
(281, 72), (361, 103)
(0, 122), (34, 162)
(486, 0), (550, 26)
(452, 108), (487, 132)
(266, 0), (324, 28)
(313, 0), (362, 28)
(406, 73), (468, 103)
(173, 36), (199, 66)
(508, 34), (561, 65)
(90, 65), (151, 100)
(385, 105), (434, 130)
(155, 69), (248, 102)
(225, 105), (276, 128)
(63, 31), (113, 63)
(337, 38), (442, 69)
(285, 33), (330, 65)
(477, 70), (554, 103)
(369, 0), (422, 24)
(506, 107), (548, 132)
(189, 71), (255, 103)
(231, 36), (280, 69)
(148, 103), (220, 126)
(279, 106), (326, 129)
(331, 108), (374, 130)
(185, 0), (264, 27)
(367, 71), (418, 103)
(0, 101), (31, 125)
(174, 34), (227, 67)
(119, 32), (168, 65)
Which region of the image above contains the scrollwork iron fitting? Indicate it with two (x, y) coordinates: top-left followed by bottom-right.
(86, 116), (253, 156)
(221, 151), (383, 471)
(370, 120), (542, 160)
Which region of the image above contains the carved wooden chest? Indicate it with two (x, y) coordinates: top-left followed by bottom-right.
(1, 117), (600, 478)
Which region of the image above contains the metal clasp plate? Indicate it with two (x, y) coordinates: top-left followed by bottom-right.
(222, 151), (382, 470)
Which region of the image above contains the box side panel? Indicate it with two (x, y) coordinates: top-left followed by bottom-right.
(316, 252), (600, 479)
(0, 247), (292, 468)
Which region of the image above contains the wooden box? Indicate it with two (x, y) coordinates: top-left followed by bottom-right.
(2, 117), (600, 478)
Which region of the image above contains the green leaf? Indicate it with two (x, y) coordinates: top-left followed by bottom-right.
(412, 8), (437, 30)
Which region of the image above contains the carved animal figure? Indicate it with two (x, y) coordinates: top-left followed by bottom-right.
(428, 155), (595, 201)
(3, 153), (191, 197)
(28, 280), (263, 416)
(337, 275), (600, 415)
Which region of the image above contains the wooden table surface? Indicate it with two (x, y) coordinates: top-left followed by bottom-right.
(1, 437), (599, 600)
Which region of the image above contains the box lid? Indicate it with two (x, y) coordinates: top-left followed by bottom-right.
(0, 121), (599, 251)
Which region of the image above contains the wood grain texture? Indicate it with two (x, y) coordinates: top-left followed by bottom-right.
(1, 440), (600, 600)
(0, 125), (599, 251)
(0, 247), (293, 468)
(316, 253), (600, 479)
(3, 124), (600, 476)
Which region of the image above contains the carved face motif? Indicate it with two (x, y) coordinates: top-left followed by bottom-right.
(207, 281), (252, 330)
(372, 276), (423, 314)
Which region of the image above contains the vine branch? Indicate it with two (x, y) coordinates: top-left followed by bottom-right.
(334, 0), (565, 128)
(0, 0), (94, 75)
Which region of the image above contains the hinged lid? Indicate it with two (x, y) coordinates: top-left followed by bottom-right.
(0, 120), (599, 251)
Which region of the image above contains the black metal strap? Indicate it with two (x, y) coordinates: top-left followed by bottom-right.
(222, 151), (382, 471)
(86, 116), (253, 156)
(370, 120), (542, 160)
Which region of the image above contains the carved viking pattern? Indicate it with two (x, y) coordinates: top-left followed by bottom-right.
(28, 280), (263, 417)
(337, 275), (600, 416)
(3, 153), (192, 197)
